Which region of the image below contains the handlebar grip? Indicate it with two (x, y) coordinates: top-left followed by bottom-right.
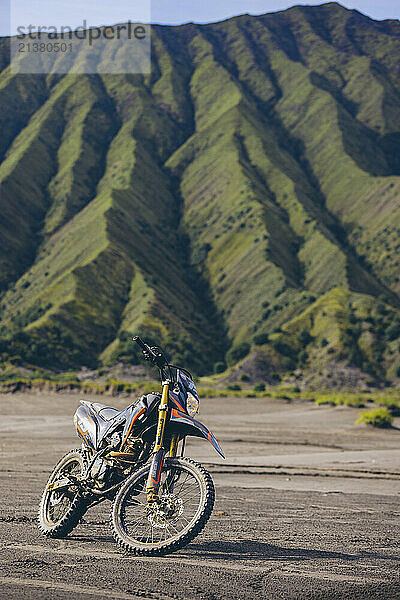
(133, 336), (151, 353)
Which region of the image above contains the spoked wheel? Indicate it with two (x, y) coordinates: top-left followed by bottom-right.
(38, 449), (88, 538)
(111, 457), (215, 556)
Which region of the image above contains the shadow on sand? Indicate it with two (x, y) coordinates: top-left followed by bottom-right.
(185, 540), (399, 563)
(63, 536), (399, 564)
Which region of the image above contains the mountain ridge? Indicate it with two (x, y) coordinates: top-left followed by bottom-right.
(1, 3), (400, 384)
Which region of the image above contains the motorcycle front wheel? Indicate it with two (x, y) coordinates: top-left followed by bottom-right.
(38, 449), (88, 538)
(110, 457), (215, 556)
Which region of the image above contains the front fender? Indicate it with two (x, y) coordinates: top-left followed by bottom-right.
(169, 409), (225, 458)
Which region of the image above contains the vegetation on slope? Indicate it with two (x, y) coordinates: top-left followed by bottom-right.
(0, 3), (400, 384)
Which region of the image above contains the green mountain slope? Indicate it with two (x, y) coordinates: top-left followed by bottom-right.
(1, 2), (400, 383)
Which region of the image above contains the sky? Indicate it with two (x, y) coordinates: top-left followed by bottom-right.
(151, 1), (400, 24)
(1, 1), (399, 37)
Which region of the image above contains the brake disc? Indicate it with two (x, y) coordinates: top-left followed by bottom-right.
(147, 494), (184, 529)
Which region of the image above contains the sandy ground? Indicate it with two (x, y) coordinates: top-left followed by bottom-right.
(0, 392), (399, 600)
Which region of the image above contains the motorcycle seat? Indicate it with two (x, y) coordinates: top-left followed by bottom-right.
(90, 402), (120, 421)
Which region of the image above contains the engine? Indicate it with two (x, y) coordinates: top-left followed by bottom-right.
(121, 437), (145, 462)
(104, 435), (148, 467)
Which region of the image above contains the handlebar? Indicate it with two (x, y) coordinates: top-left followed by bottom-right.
(133, 336), (167, 369)
(133, 335), (194, 383)
(132, 335), (150, 353)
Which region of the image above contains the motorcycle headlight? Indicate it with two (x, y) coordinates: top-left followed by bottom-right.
(186, 392), (199, 417)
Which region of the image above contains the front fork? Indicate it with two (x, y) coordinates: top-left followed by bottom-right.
(146, 381), (180, 504)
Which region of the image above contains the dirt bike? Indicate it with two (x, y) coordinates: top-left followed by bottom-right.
(38, 336), (224, 556)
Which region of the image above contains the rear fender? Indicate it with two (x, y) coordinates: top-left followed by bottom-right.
(169, 409), (225, 458)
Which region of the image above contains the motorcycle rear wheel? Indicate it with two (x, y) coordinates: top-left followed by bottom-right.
(38, 449), (88, 538)
(111, 457), (215, 556)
